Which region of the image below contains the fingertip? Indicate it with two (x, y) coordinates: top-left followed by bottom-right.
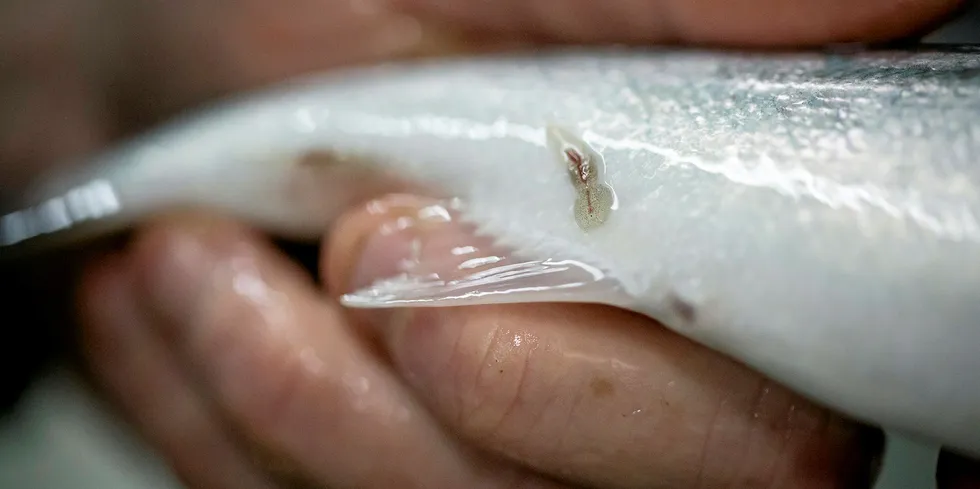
(75, 237), (281, 489)
(321, 198), (392, 298)
(322, 194), (477, 344)
(322, 193), (453, 298)
(124, 214), (255, 328)
(118, 213), (318, 337)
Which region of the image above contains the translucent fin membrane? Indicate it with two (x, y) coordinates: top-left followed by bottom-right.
(338, 195), (631, 309)
(341, 257), (630, 308)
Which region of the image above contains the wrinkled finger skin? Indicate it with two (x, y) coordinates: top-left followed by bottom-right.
(320, 196), (886, 489)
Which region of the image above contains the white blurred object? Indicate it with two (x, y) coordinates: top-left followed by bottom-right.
(0, 369), (182, 489)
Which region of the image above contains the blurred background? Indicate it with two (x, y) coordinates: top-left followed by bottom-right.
(0, 3), (978, 488)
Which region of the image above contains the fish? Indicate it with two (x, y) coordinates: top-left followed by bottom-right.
(2, 45), (980, 457)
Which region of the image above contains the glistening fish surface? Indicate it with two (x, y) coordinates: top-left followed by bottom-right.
(2, 46), (980, 456)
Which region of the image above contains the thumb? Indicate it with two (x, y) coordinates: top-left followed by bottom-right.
(322, 194), (885, 489)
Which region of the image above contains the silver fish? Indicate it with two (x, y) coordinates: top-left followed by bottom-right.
(3, 46), (980, 456)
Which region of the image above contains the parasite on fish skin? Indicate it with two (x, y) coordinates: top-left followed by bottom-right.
(546, 125), (617, 231)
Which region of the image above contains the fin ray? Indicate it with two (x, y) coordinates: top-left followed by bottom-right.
(340, 257), (632, 309)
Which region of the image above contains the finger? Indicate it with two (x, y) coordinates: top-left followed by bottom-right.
(110, 0), (486, 129)
(0, 235), (126, 414)
(118, 214), (567, 489)
(391, 0), (963, 46)
(112, 0), (962, 130)
(0, 0), (113, 186)
(937, 448), (980, 489)
(77, 254), (277, 489)
(326, 195), (885, 489)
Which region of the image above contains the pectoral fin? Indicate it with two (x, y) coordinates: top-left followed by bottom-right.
(340, 255), (631, 309)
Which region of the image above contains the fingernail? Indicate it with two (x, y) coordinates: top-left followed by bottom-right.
(344, 195), (493, 293)
(346, 202), (437, 293)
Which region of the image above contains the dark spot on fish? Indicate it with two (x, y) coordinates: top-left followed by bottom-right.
(297, 150), (336, 167)
(286, 150), (420, 224)
(297, 149), (372, 168)
(668, 293), (697, 325)
(590, 377), (615, 398)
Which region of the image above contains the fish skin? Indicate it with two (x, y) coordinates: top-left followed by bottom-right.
(2, 46), (980, 455)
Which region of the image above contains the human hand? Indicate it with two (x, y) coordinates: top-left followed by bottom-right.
(6, 0), (977, 487)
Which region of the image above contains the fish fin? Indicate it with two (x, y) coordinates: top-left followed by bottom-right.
(338, 194), (634, 310)
(340, 256), (632, 309)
